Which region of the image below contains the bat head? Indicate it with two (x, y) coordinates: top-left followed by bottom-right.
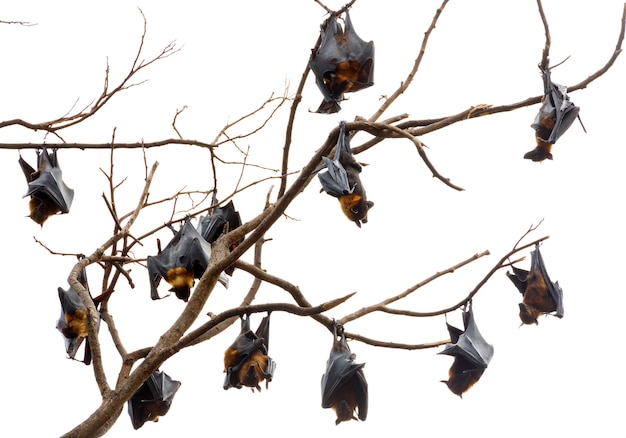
(518, 303), (540, 325)
(334, 400), (358, 425)
(523, 144), (553, 162)
(339, 194), (374, 227)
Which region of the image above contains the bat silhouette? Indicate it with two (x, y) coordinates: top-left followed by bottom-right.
(439, 302), (494, 397)
(18, 146), (74, 225)
(321, 322), (368, 425)
(318, 121), (374, 227)
(147, 217), (229, 302)
(223, 313), (276, 392)
(309, 10), (374, 113)
(128, 370), (181, 430)
(525, 65), (584, 161)
(507, 243), (564, 325)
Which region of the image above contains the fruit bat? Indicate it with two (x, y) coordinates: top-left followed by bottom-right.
(318, 121), (374, 227)
(439, 302), (494, 398)
(18, 146), (74, 225)
(506, 243), (564, 325)
(321, 322), (367, 425)
(147, 217), (229, 302)
(56, 256), (100, 365)
(223, 313), (276, 392)
(197, 200), (243, 276)
(128, 370), (181, 430)
(309, 10), (374, 114)
(524, 65), (582, 162)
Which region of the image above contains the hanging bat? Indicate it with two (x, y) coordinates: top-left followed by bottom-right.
(318, 121), (374, 227)
(128, 370), (181, 430)
(147, 217), (229, 302)
(321, 322), (367, 425)
(506, 243), (564, 325)
(223, 313), (276, 392)
(309, 10), (374, 114)
(524, 65), (583, 162)
(439, 302), (494, 398)
(56, 255), (100, 365)
(197, 200), (243, 276)
(18, 146), (74, 225)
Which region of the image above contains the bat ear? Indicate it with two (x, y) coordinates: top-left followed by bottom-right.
(366, 201), (374, 209)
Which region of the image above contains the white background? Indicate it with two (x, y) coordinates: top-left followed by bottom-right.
(1, 1), (625, 437)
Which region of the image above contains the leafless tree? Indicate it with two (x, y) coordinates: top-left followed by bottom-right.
(2, 2), (624, 436)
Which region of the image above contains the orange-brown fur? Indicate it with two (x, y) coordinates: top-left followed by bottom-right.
(238, 350), (269, 391)
(525, 116), (556, 162)
(443, 356), (485, 398)
(61, 309), (88, 339)
(519, 268), (557, 325)
(29, 195), (62, 225)
(165, 267), (194, 301)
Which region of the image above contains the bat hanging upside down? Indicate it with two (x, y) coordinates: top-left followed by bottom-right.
(439, 301), (494, 397)
(506, 243), (564, 325)
(128, 370), (181, 430)
(309, 9), (374, 114)
(223, 313), (276, 392)
(321, 322), (368, 425)
(317, 121), (374, 227)
(147, 217), (230, 302)
(524, 65), (585, 162)
(18, 146), (74, 225)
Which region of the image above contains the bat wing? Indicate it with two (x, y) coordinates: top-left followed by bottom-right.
(148, 219), (229, 301)
(309, 11), (375, 114)
(321, 327), (368, 423)
(342, 11), (375, 91)
(318, 121), (355, 197)
(444, 321), (463, 345)
(506, 266), (529, 294)
(531, 244), (564, 318)
(255, 313), (271, 352)
(23, 148), (74, 213)
(197, 200), (243, 244)
(56, 286), (87, 360)
(531, 67), (580, 144)
(223, 315), (274, 390)
(439, 304), (493, 370)
(128, 370), (181, 430)
(439, 304), (493, 397)
(197, 200), (243, 276)
(310, 13), (344, 113)
(56, 271), (100, 365)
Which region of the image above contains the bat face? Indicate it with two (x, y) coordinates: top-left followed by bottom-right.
(56, 262), (99, 365)
(223, 313), (276, 392)
(318, 121), (374, 227)
(128, 370), (181, 430)
(310, 10), (374, 114)
(18, 147), (74, 225)
(197, 200), (243, 276)
(321, 324), (368, 425)
(506, 243), (564, 324)
(147, 218), (229, 302)
(439, 303), (494, 397)
(525, 66), (581, 162)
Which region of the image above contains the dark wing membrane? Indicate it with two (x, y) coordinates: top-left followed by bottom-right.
(531, 245), (564, 318)
(506, 266), (529, 294)
(531, 67), (580, 144)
